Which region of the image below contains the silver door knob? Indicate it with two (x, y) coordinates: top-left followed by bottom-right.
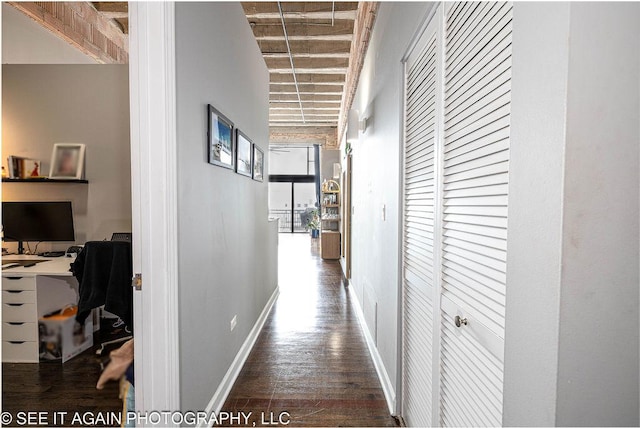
(454, 315), (468, 327)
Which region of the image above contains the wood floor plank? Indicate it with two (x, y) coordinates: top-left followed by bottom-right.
(221, 234), (397, 427)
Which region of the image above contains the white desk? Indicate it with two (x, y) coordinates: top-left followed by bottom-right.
(2, 255), (79, 362)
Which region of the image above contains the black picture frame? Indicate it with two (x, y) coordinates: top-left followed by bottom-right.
(235, 129), (253, 178)
(207, 104), (234, 170)
(252, 144), (264, 182)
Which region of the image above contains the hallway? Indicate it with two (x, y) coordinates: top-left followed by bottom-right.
(221, 234), (397, 427)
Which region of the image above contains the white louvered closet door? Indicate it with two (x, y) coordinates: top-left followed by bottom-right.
(439, 2), (512, 427)
(401, 9), (441, 428)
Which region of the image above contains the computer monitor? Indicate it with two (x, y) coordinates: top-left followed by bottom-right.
(2, 201), (75, 254)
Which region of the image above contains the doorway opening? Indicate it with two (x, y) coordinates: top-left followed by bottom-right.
(268, 145), (320, 234)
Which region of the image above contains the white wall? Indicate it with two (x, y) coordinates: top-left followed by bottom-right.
(2, 65), (131, 251)
(2, 3), (96, 64)
(505, 2), (640, 426)
(346, 1), (434, 410)
(174, 2), (274, 410)
(556, 3), (639, 424)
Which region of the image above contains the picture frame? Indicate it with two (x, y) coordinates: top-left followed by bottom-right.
(207, 104), (234, 170)
(235, 129), (253, 178)
(252, 144), (264, 182)
(49, 144), (86, 180)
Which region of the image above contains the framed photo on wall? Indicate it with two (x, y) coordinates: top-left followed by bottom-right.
(252, 145), (264, 182)
(207, 104), (234, 170)
(49, 143), (86, 179)
(235, 130), (253, 178)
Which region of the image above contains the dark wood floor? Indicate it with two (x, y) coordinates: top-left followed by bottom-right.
(221, 234), (397, 427)
(2, 323), (125, 427)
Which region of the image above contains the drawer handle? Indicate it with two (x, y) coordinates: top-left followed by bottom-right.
(6, 290), (24, 294)
(8, 341), (25, 344)
(5, 277), (24, 280)
(7, 303), (23, 307)
(8, 322), (25, 326)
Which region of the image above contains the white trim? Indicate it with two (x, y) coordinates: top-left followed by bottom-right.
(129, 1), (180, 419)
(347, 283), (396, 414)
(200, 287), (280, 428)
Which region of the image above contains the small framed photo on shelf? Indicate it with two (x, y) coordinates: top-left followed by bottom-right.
(235, 129), (253, 178)
(252, 144), (264, 182)
(49, 143), (86, 179)
(207, 104), (234, 170)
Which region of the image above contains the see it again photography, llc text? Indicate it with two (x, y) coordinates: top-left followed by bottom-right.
(1, 410), (291, 426)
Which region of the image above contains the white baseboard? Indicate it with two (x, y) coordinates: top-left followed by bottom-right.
(347, 283), (396, 414)
(200, 287), (280, 428)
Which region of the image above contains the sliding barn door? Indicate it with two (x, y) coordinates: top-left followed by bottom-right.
(401, 9), (441, 427)
(439, 1), (512, 426)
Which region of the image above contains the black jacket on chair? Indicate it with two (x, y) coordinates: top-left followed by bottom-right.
(72, 241), (133, 330)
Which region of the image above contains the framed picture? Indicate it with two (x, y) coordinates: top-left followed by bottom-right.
(49, 144), (86, 179)
(235, 130), (253, 178)
(207, 104), (234, 170)
(253, 145), (264, 182)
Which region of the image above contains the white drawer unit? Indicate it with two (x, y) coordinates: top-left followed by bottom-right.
(2, 263), (79, 363)
(2, 276), (36, 291)
(2, 341), (39, 363)
(3, 303), (38, 323)
(2, 322), (38, 342)
(2, 290), (36, 304)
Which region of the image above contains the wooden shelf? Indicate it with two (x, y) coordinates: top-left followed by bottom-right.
(2, 178), (88, 184)
(324, 204), (340, 207)
(322, 190), (340, 194)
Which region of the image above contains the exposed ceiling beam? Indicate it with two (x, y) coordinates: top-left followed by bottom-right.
(251, 20), (353, 38)
(270, 73), (346, 84)
(338, 2), (380, 140)
(244, 2), (358, 15)
(270, 93), (343, 102)
(246, 10), (357, 20)
(9, 1), (128, 63)
(263, 52), (350, 59)
(270, 84), (344, 93)
(269, 67), (347, 74)
(269, 125), (338, 148)
(271, 92), (343, 97)
(256, 35), (353, 42)
(270, 101), (342, 108)
(264, 57), (349, 70)
(257, 40), (352, 55)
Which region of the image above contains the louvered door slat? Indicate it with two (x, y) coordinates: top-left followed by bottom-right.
(439, 2), (511, 426)
(402, 11), (440, 426)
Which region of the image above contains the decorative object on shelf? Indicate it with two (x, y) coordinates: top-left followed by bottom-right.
(235, 129), (253, 178)
(253, 144), (264, 182)
(321, 179), (340, 193)
(8, 156), (44, 179)
(49, 144), (86, 180)
(207, 104), (234, 170)
(306, 208), (320, 239)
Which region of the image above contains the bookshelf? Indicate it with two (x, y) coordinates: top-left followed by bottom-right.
(321, 180), (341, 260)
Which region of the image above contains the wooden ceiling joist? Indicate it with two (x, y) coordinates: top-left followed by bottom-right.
(9, 1), (128, 63)
(243, 2), (358, 15)
(246, 10), (358, 21)
(264, 56), (349, 70)
(270, 102), (342, 109)
(269, 67), (347, 74)
(270, 84), (344, 93)
(269, 73), (346, 84)
(269, 125), (338, 148)
(270, 93), (343, 102)
(257, 40), (353, 55)
(251, 20), (354, 38)
(263, 52), (350, 59)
